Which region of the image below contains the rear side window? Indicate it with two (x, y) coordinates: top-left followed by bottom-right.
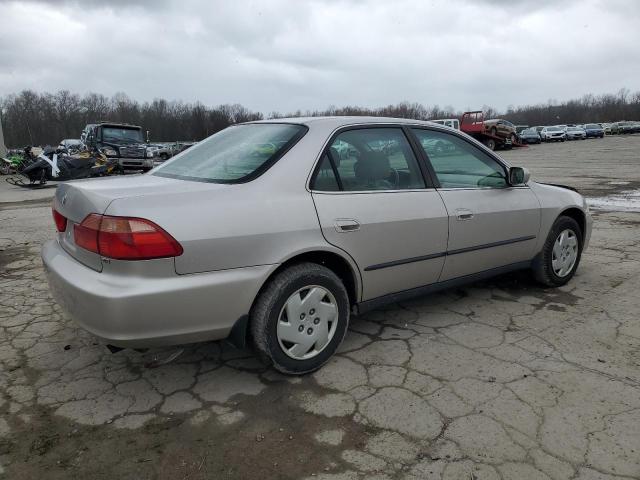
(312, 128), (426, 191)
(311, 154), (340, 191)
(154, 123), (307, 183)
(412, 128), (507, 189)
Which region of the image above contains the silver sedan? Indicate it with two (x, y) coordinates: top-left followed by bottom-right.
(43, 117), (592, 374)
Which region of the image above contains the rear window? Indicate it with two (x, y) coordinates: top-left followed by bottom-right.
(153, 123), (307, 183)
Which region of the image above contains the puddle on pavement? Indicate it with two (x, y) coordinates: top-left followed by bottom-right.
(588, 189), (640, 212)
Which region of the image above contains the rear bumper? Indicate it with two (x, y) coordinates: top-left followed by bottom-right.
(42, 240), (273, 347)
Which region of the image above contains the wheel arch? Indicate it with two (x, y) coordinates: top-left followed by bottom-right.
(559, 207), (586, 243)
(264, 249), (362, 306)
(228, 248), (362, 349)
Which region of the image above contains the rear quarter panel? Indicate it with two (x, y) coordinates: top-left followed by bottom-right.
(104, 123), (350, 276)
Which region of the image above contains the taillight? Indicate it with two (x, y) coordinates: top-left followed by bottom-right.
(52, 207), (67, 232)
(73, 214), (183, 260)
(73, 214), (101, 253)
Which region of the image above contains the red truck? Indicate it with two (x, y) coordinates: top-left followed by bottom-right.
(460, 111), (525, 151)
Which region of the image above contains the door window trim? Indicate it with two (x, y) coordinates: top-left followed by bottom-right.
(308, 124), (436, 193)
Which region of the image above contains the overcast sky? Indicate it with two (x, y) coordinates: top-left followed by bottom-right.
(0, 0), (639, 113)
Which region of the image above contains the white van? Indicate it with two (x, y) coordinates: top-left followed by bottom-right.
(431, 118), (460, 130)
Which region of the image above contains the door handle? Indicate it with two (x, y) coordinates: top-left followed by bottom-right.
(334, 219), (360, 232)
(456, 209), (474, 221)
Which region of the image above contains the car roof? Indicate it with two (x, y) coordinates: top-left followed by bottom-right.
(249, 116), (436, 128)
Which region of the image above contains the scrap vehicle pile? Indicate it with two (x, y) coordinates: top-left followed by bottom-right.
(3, 144), (119, 188)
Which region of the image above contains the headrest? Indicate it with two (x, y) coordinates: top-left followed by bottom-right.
(354, 150), (390, 181)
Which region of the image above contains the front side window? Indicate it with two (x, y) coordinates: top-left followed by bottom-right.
(412, 128), (508, 189)
(154, 123), (306, 183)
(313, 128), (425, 192)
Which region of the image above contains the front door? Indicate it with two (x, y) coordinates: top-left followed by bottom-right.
(310, 127), (449, 300)
(411, 127), (541, 281)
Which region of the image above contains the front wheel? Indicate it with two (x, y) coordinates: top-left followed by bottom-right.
(533, 216), (583, 287)
(250, 263), (350, 374)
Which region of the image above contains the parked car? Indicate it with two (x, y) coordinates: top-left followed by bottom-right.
(515, 125), (529, 134)
(541, 126), (566, 142)
(609, 122), (621, 134)
(565, 126), (587, 140)
(59, 139), (84, 153)
(43, 117), (592, 374)
(583, 124), (605, 138)
(519, 128), (542, 144)
(147, 144), (173, 161)
(431, 118), (460, 130)
(618, 121), (640, 134)
(534, 126), (545, 136)
(483, 119), (518, 143)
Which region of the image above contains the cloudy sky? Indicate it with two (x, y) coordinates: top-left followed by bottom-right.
(0, 0), (639, 113)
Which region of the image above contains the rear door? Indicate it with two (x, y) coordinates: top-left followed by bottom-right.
(311, 126), (449, 301)
(410, 127), (541, 281)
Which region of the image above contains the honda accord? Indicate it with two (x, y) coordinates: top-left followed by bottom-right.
(43, 117), (592, 374)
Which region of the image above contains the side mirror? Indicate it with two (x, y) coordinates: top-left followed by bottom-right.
(509, 166), (530, 186)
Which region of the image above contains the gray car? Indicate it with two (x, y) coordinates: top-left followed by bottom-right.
(43, 117), (592, 374)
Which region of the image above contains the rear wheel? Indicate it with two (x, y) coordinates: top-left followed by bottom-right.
(250, 263), (350, 374)
(533, 216), (582, 287)
(484, 138), (496, 151)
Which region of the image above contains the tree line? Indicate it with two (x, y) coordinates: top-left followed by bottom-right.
(1, 88), (639, 147)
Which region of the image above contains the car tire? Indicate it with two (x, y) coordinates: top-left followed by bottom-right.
(250, 262), (350, 375)
(484, 138), (496, 151)
(532, 216), (583, 288)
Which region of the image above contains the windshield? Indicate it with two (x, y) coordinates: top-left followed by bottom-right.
(585, 124), (600, 129)
(567, 127), (581, 131)
(547, 127), (561, 132)
(101, 127), (144, 144)
(153, 123), (307, 183)
(522, 129), (537, 134)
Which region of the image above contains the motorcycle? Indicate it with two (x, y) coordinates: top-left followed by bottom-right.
(6, 146), (120, 188)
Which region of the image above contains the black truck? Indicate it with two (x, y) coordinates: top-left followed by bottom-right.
(80, 122), (155, 171)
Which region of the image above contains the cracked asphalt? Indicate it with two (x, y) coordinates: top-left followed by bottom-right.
(1, 135), (640, 479)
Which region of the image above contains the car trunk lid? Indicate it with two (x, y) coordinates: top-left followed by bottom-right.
(53, 175), (220, 271)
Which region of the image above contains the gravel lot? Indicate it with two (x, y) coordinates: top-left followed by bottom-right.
(1, 135), (639, 479)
